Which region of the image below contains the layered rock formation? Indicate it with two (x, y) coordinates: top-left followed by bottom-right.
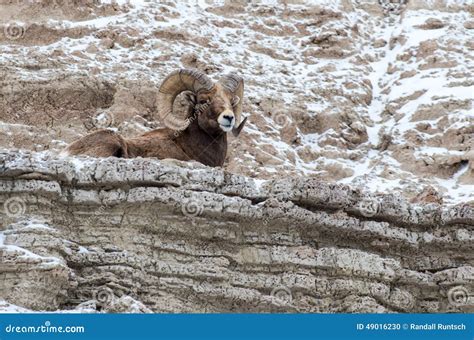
(0, 0), (473, 204)
(0, 0), (472, 314)
(0, 151), (472, 312)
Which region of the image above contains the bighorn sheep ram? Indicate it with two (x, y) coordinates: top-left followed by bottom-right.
(65, 69), (247, 167)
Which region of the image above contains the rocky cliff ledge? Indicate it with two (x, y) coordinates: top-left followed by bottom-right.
(0, 151), (472, 313)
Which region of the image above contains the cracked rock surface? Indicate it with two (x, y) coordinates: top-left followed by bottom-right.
(0, 151), (472, 313)
(0, 0), (473, 204)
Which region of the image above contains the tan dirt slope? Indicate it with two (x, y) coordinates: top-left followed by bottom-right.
(0, 0), (473, 313)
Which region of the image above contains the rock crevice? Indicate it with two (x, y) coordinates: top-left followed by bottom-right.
(0, 151), (472, 313)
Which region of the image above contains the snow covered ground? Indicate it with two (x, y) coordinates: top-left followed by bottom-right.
(0, 0), (472, 204)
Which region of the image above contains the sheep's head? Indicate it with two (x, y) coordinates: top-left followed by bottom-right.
(157, 69), (247, 136)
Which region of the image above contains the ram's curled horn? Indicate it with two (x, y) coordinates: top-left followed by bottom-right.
(219, 73), (247, 137)
(157, 69), (214, 130)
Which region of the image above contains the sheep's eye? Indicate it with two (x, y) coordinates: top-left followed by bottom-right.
(199, 99), (209, 105)
(232, 96), (240, 107)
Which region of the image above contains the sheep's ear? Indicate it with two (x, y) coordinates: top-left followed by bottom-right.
(232, 95), (240, 107)
(183, 91), (196, 105)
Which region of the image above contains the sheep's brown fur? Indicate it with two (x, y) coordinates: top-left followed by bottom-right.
(66, 123), (228, 167)
(65, 69), (247, 167)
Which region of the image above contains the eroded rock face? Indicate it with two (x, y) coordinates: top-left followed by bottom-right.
(0, 151), (472, 313)
(0, 0), (472, 204)
(0, 0), (472, 314)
